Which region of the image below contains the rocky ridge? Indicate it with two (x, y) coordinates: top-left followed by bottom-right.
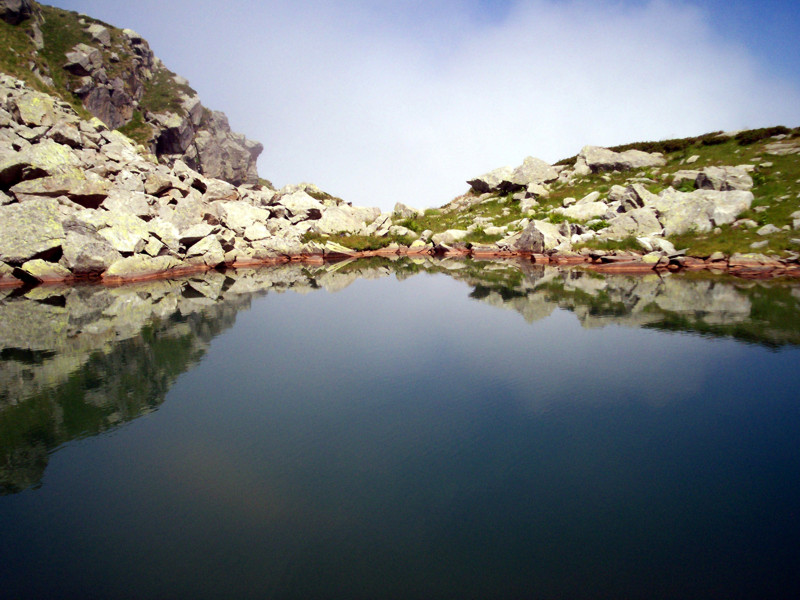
(0, 0), (261, 184)
(0, 73), (411, 287)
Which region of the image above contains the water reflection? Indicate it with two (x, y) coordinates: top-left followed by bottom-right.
(1, 258), (800, 495)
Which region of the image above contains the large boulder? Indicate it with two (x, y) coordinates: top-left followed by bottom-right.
(103, 255), (182, 280)
(560, 195), (609, 221)
(0, 139), (80, 186)
(278, 191), (324, 221)
(217, 201), (271, 235)
(18, 259), (71, 282)
(10, 169), (111, 207)
(98, 213), (152, 254)
(671, 166), (753, 192)
(83, 80), (135, 130)
(575, 146), (666, 173)
(514, 220), (570, 252)
(431, 229), (468, 245)
(467, 166), (514, 193)
(0, 198), (64, 264)
(650, 189), (753, 236)
(11, 91), (58, 127)
(514, 223), (545, 253)
(604, 207), (663, 238)
(185, 236), (225, 267)
(63, 43), (103, 77)
(499, 156), (559, 192)
(314, 206), (366, 235)
(61, 227), (123, 275)
(86, 23), (111, 47)
(0, 0), (33, 25)
(696, 166), (753, 191)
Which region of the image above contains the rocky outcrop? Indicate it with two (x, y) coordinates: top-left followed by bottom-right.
(0, 75), (388, 287)
(468, 156), (560, 194)
(573, 145), (666, 175)
(0, 0), (33, 25)
(0, 3), (262, 186)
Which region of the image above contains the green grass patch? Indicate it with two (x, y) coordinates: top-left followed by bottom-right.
(575, 236), (641, 252)
(138, 66), (195, 115)
(116, 110), (153, 145)
(302, 231), (416, 251)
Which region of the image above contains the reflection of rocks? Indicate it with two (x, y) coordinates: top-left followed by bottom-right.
(2, 259), (799, 493)
(434, 259), (798, 345)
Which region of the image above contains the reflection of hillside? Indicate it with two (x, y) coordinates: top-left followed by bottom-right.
(0, 263), (396, 494)
(2, 258), (799, 493)
(441, 259), (800, 347)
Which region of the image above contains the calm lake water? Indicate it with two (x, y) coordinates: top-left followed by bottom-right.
(1, 258), (799, 599)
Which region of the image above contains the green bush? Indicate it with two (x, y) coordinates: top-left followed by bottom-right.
(735, 126), (791, 146)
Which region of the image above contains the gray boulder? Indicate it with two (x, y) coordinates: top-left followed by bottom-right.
(48, 122), (83, 148)
(467, 166), (514, 193)
(279, 191), (324, 221)
(0, 0), (33, 25)
(18, 259), (71, 282)
(63, 43), (103, 77)
(101, 190), (153, 218)
(103, 255), (182, 280)
(182, 110), (263, 185)
(61, 228), (123, 275)
(217, 201), (271, 235)
(604, 207), (662, 238)
(651, 189), (753, 236)
(575, 146), (666, 173)
(10, 90), (58, 127)
(514, 223), (545, 253)
(431, 229), (468, 245)
(0, 139), (80, 186)
(10, 169), (111, 207)
(696, 166), (753, 191)
(86, 23), (111, 47)
(185, 236), (225, 267)
(0, 198), (64, 264)
(393, 202), (420, 220)
(514, 220), (570, 252)
(314, 206), (366, 235)
(499, 156), (559, 191)
(98, 213), (151, 254)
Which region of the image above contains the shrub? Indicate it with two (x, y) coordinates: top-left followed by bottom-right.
(735, 126), (791, 146)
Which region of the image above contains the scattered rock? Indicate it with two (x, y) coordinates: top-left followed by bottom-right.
(757, 224), (781, 236)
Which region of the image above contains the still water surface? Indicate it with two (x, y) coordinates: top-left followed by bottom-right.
(1, 259), (799, 599)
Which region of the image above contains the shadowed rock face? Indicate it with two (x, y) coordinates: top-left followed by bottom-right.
(0, 0), (33, 25)
(2, 259), (799, 494)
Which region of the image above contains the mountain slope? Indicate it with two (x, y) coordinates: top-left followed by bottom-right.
(0, 0), (262, 185)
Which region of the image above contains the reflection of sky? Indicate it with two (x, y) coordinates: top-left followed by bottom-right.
(2, 271), (799, 598)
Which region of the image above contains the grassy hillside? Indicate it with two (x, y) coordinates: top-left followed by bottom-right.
(396, 127), (800, 257)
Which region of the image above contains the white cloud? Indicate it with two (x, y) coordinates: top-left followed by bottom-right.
(49, 0), (800, 211)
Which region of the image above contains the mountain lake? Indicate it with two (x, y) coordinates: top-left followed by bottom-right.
(1, 257), (799, 599)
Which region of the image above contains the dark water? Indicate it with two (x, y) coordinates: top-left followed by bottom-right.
(1, 259), (799, 599)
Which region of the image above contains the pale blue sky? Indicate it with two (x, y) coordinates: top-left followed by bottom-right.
(45, 0), (800, 209)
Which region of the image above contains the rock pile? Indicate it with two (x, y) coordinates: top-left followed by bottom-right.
(462, 146), (757, 259)
(0, 75), (387, 286)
